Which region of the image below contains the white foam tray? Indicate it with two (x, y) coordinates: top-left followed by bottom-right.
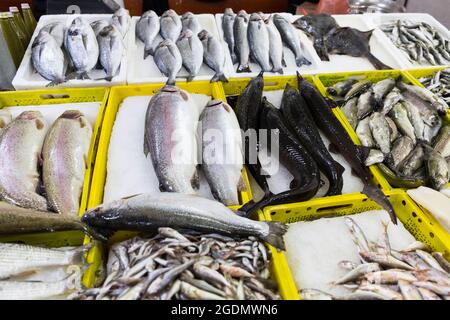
(292, 14), (404, 73)
(215, 13), (320, 78)
(127, 14), (230, 84)
(366, 13), (450, 69)
(13, 14), (130, 90)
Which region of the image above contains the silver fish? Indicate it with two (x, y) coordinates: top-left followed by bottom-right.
(136, 10), (160, 58)
(160, 9), (182, 42)
(153, 40), (182, 85)
(345, 80), (372, 101)
(65, 17), (99, 79)
(198, 30), (228, 83)
(200, 100), (243, 206)
(112, 8), (131, 37)
(42, 110), (92, 216)
(398, 280), (422, 300)
(0, 111), (47, 211)
(369, 112), (391, 154)
(386, 136), (415, 172)
(333, 263), (380, 285)
(433, 125), (450, 158)
(381, 87), (402, 115)
(365, 149), (385, 166)
(222, 8), (236, 64)
(98, 25), (124, 81)
(385, 117), (398, 142)
(400, 145), (424, 177)
(176, 30), (203, 82)
(82, 193), (288, 250)
(266, 16), (284, 74)
(341, 97), (358, 130)
(300, 288), (333, 300)
(356, 90), (375, 120)
(356, 117), (375, 148)
(359, 251), (415, 270)
(398, 81), (448, 115)
(273, 14), (311, 67)
(402, 100), (425, 141)
(248, 13), (271, 72)
(32, 31), (66, 85)
(373, 78), (396, 106)
(233, 10), (251, 73)
(418, 287), (442, 300)
(364, 269), (417, 284)
(426, 148), (449, 190)
(40, 22), (65, 47)
(181, 12), (201, 35)
(390, 103), (416, 143)
(180, 281), (225, 300)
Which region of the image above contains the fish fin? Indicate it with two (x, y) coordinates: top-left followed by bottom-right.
(186, 74), (194, 82)
(46, 79), (65, 87)
(191, 169), (200, 190)
(143, 139), (150, 157)
(282, 56), (287, 68)
(104, 76), (113, 82)
(295, 56), (311, 67)
(328, 143), (340, 155)
(211, 73), (228, 83)
(260, 222), (288, 251)
(362, 29), (374, 39)
(237, 174), (247, 192)
(237, 64), (251, 73)
(334, 161), (346, 176)
(367, 53), (392, 70)
(362, 184), (397, 225)
(289, 179), (299, 189)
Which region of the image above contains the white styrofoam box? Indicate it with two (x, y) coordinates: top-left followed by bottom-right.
(294, 14), (404, 73)
(13, 14), (130, 90)
(127, 14), (232, 84)
(215, 13), (320, 78)
(366, 13), (450, 69)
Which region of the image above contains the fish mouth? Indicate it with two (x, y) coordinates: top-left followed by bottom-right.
(197, 30), (209, 40)
(206, 100), (223, 108)
(60, 110), (83, 119)
(17, 111), (43, 120)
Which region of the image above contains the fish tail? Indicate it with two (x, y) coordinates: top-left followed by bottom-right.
(166, 77), (176, 86)
(367, 53), (392, 70)
(231, 52), (238, 64)
(272, 67), (283, 74)
(186, 74), (195, 82)
(237, 63), (251, 73)
(295, 55), (311, 67)
(104, 76), (113, 82)
(211, 72), (228, 83)
(260, 221), (288, 250)
(362, 184), (397, 225)
(144, 50), (152, 60)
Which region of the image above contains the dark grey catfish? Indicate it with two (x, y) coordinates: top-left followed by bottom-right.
(325, 27), (392, 70)
(280, 84), (344, 196)
(297, 73), (397, 224)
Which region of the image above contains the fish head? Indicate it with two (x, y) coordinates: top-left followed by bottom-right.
(181, 12), (194, 20)
(224, 8), (234, 16)
(250, 13), (263, 22)
(163, 9), (177, 18)
(99, 25), (119, 38)
(157, 39), (174, 50)
(142, 10), (157, 18)
(237, 10), (248, 16)
(178, 29), (193, 41)
(17, 110), (44, 121)
(206, 100), (232, 113)
(197, 29), (210, 41)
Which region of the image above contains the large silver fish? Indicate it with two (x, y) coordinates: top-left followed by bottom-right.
(181, 12), (201, 35)
(112, 8), (131, 37)
(136, 10), (160, 58)
(160, 9), (182, 42)
(144, 86), (199, 194)
(65, 17), (99, 79)
(42, 110), (92, 216)
(82, 193), (288, 250)
(32, 30), (66, 85)
(248, 13), (271, 72)
(176, 30), (203, 82)
(98, 25), (124, 81)
(153, 40), (182, 85)
(0, 111), (47, 211)
(200, 100), (244, 206)
(222, 8), (236, 64)
(233, 10), (251, 73)
(266, 16), (285, 74)
(198, 30), (228, 83)
(273, 14), (311, 67)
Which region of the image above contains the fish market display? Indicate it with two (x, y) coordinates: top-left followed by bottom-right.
(418, 68), (450, 108)
(42, 110), (92, 216)
(71, 228), (280, 300)
(328, 77), (450, 190)
(200, 100), (244, 206)
(0, 111), (48, 211)
(293, 13), (391, 69)
(144, 85), (199, 194)
(29, 9), (130, 84)
(381, 20), (450, 66)
(199, 30), (228, 83)
(82, 193), (288, 250)
(301, 218), (450, 300)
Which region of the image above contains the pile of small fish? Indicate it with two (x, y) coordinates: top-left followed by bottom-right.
(329, 77), (450, 190)
(71, 228), (280, 300)
(293, 13), (390, 69)
(419, 68), (450, 107)
(136, 10), (227, 83)
(31, 8), (129, 85)
(0, 243), (84, 300)
(380, 19), (450, 66)
(234, 73), (396, 224)
(0, 109), (92, 215)
(221, 9), (311, 74)
(301, 218), (450, 300)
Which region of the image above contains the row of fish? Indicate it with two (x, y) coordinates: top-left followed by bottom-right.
(0, 242), (84, 299)
(381, 19), (450, 66)
(144, 85), (243, 206)
(419, 68), (450, 107)
(234, 73), (396, 224)
(221, 9), (311, 74)
(0, 109), (92, 215)
(32, 8), (130, 85)
(136, 10), (227, 83)
(301, 218), (450, 300)
(293, 13), (390, 69)
(71, 228), (279, 300)
(331, 77), (450, 190)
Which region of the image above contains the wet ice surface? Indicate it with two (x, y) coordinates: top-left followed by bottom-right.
(103, 94), (215, 203)
(252, 90), (364, 200)
(284, 210), (415, 297)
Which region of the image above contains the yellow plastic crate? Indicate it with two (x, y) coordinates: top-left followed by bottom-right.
(0, 87), (110, 247)
(83, 82), (285, 295)
(263, 190), (450, 298)
(315, 70), (450, 190)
